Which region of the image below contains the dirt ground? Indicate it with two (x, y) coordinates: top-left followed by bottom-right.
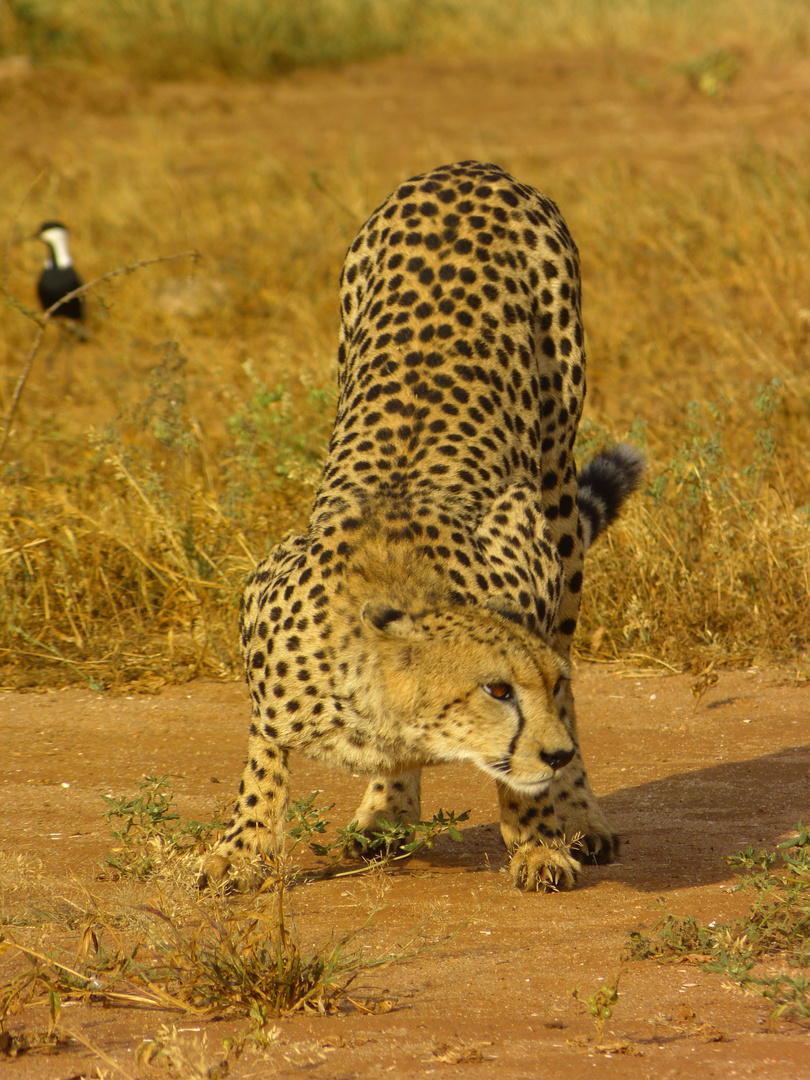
(2, 664), (809, 1078)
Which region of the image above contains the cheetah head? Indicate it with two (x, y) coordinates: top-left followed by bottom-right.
(358, 600), (575, 795)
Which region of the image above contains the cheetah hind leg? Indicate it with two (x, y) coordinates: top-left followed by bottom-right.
(344, 770), (422, 858)
(199, 726), (290, 892)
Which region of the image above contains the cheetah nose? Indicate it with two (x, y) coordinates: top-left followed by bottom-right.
(540, 747), (575, 771)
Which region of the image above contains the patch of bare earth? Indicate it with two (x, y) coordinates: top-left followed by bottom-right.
(1, 664), (808, 1078)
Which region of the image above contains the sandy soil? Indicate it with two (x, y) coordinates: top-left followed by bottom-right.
(1, 663), (808, 1078)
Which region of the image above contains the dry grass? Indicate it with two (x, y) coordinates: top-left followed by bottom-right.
(0, 784), (458, 1054)
(2, 1), (808, 79)
(0, 341), (334, 688)
(1, 11), (809, 688)
(0, 871), (385, 1029)
(570, 149), (810, 671)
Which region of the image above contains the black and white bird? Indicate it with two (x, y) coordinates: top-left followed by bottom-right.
(34, 221), (84, 321)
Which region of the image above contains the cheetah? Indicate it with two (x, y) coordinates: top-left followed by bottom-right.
(202, 161), (643, 892)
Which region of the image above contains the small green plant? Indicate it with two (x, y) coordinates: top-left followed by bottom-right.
(337, 808), (470, 861)
(102, 775), (223, 879)
(629, 824), (810, 1022)
(676, 48), (740, 96)
(285, 790), (335, 857)
(572, 969), (622, 1042)
(227, 362), (334, 487)
(103, 778), (470, 885)
(284, 793), (471, 878)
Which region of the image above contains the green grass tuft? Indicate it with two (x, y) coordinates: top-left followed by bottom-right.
(629, 825), (810, 1023)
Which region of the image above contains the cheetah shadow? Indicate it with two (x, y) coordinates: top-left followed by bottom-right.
(415, 744), (810, 892)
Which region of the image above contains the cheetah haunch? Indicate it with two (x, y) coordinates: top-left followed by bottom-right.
(202, 162), (643, 892)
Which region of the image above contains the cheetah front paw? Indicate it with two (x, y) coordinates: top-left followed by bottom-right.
(568, 825), (620, 865)
(508, 841), (581, 891)
(558, 794), (620, 866)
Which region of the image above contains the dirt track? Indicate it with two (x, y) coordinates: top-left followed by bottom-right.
(2, 664), (809, 1077)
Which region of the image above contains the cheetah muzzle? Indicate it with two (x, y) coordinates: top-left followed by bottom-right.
(200, 161), (643, 893)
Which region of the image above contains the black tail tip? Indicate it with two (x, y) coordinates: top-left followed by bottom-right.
(578, 443), (645, 526)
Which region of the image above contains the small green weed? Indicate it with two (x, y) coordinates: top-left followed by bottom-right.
(103, 779), (471, 884)
(227, 361), (334, 487)
(102, 775), (223, 880)
(569, 966), (642, 1055)
(629, 824), (810, 1022)
(284, 790), (335, 856)
(572, 969), (622, 1043)
(338, 808), (470, 861)
(675, 48), (740, 96)
(285, 792), (471, 877)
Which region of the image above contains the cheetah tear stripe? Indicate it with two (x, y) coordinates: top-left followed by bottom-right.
(201, 162), (643, 893)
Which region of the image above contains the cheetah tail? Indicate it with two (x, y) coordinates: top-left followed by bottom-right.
(577, 443), (645, 553)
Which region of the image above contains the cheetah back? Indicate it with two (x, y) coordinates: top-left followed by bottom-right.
(314, 160), (586, 651)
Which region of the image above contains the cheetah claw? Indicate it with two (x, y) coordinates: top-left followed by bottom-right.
(570, 829), (621, 865)
(508, 842), (581, 892)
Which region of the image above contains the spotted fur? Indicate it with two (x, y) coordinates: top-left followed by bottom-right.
(201, 161), (642, 892)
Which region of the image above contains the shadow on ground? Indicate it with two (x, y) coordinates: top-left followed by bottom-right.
(409, 744), (810, 892)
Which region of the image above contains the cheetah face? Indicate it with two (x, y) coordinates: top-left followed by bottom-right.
(359, 602), (574, 792)
(476, 677), (574, 796)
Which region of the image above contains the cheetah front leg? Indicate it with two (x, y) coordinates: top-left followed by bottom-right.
(550, 678), (618, 864)
(498, 678), (617, 890)
(200, 714), (290, 891)
(497, 782), (581, 891)
(548, 751), (618, 864)
(345, 770), (422, 855)
(498, 766), (614, 892)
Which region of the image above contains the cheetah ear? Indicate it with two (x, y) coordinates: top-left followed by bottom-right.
(484, 594), (524, 624)
(361, 601), (417, 638)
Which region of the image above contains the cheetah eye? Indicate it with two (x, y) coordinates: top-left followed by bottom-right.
(483, 682), (514, 701)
